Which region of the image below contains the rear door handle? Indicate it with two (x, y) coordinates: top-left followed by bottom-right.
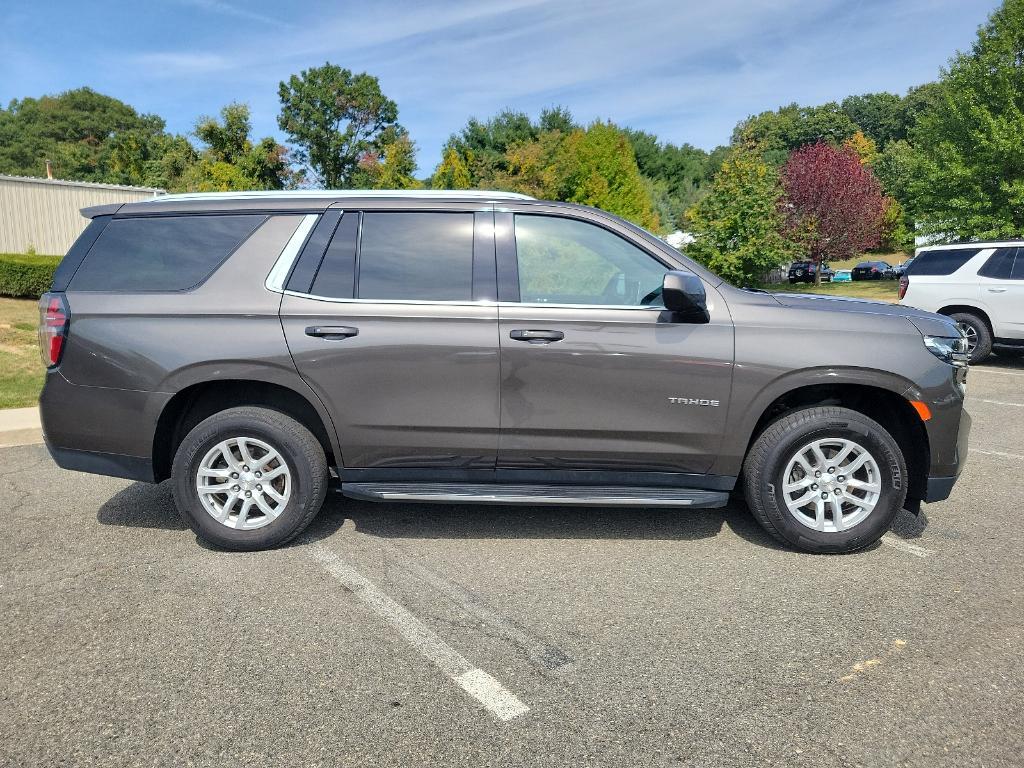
(305, 325), (359, 339)
(987, 287), (1008, 293)
(510, 329), (564, 343)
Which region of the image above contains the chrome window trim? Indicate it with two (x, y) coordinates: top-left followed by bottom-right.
(281, 290), (495, 307)
(265, 214), (319, 293)
(280, 289), (664, 312)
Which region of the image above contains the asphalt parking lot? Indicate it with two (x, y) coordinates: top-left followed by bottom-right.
(2, 358), (1023, 768)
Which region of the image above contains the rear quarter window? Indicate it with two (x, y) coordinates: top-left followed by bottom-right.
(69, 214), (265, 292)
(907, 248), (980, 276)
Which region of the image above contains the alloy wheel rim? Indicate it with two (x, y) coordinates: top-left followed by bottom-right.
(196, 436), (292, 530)
(957, 322), (978, 353)
(781, 437), (881, 533)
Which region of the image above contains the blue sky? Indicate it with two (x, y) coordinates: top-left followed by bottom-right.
(0, 0), (1002, 175)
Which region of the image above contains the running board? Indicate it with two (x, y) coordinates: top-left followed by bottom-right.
(340, 482), (729, 508)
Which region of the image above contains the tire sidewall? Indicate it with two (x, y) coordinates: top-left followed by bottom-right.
(756, 415), (906, 553)
(172, 413), (320, 550)
(951, 312), (992, 364)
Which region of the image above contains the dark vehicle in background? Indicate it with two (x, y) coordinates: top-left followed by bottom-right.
(788, 261), (834, 284)
(895, 257), (916, 277)
(852, 261), (896, 280)
(38, 190), (970, 556)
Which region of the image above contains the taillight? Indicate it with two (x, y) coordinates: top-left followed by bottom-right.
(898, 276), (909, 300)
(38, 292), (70, 368)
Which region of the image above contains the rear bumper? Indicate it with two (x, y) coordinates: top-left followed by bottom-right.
(39, 370), (167, 481)
(44, 443), (154, 483)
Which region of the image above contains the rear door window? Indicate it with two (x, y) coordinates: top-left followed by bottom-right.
(356, 212), (474, 301)
(69, 214), (265, 291)
(978, 247), (1017, 280)
(907, 248), (980, 276)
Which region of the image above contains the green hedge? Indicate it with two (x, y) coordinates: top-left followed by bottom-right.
(0, 253), (63, 299)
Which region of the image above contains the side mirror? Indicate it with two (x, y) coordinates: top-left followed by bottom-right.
(662, 270), (709, 323)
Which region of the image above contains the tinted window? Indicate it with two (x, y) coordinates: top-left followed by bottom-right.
(514, 214), (667, 306)
(357, 213), (474, 301)
(70, 215), (264, 291)
(907, 248), (980, 276)
(1013, 252), (1024, 280)
(309, 212), (359, 298)
(978, 247), (1016, 280)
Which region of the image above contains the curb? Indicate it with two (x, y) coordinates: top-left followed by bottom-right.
(0, 407), (43, 448)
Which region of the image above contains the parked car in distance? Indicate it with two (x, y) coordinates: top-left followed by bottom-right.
(852, 261), (895, 280)
(833, 269), (853, 283)
(38, 190), (970, 555)
(900, 241), (1024, 363)
(895, 257), (916, 277)
(788, 260), (833, 283)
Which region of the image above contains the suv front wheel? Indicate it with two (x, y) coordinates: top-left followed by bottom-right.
(171, 406), (329, 551)
(950, 311), (993, 364)
(743, 406), (907, 554)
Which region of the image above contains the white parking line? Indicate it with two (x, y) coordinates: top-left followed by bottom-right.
(880, 534), (934, 558)
(975, 448), (1024, 461)
(308, 544), (529, 722)
(970, 367), (1024, 378)
(970, 398), (1024, 408)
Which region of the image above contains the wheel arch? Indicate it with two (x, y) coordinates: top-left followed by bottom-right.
(936, 304), (993, 334)
(152, 379), (340, 482)
(741, 382), (930, 503)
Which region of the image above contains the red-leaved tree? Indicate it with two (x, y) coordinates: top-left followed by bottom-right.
(781, 142), (887, 284)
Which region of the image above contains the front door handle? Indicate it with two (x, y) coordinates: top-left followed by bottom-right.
(987, 287), (1008, 293)
(305, 325), (359, 340)
(510, 329), (564, 344)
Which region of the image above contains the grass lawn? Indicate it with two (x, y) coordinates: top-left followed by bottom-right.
(0, 297), (44, 409)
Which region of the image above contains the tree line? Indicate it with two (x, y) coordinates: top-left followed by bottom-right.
(1, 0), (1021, 282)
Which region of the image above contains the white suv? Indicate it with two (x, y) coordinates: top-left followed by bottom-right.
(899, 242), (1024, 363)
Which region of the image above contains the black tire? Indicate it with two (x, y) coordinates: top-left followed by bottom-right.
(743, 406), (907, 554)
(789, 278), (797, 284)
(950, 311), (993, 364)
(171, 406), (328, 551)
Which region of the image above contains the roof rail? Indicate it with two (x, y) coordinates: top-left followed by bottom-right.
(147, 189), (535, 203)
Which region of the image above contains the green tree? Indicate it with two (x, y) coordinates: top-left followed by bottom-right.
(278, 64), (402, 188)
(431, 147), (472, 189)
(438, 109), (539, 186)
(358, 134), (421, 189)
(624, 129), (711, 228)
(686, 148), (797, 285)
(0, 87), (193, 188)
(554, 122), (659, 230)
(185, 103), (292, 191)
(840, 92), (909, 147)
(732, 103), (858, 161)
(909, 0), (1024, 238)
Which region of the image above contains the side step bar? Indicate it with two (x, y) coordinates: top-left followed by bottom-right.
(340, 482), (729, 508)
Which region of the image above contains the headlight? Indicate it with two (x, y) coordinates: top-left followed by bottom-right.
(923, 335), (969, 367)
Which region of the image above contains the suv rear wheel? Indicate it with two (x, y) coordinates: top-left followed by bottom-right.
(949, 311), (993, 364)
(171, 406), (328, 551)
(743, 406), (907, 554)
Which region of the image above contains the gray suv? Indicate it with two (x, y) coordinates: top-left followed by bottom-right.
(38, 191), (971, 554)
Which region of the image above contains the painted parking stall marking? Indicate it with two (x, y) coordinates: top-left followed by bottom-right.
(975, 448), (1024, 461)
(308, 543), (529, 722)
(880, 534), (934, 558)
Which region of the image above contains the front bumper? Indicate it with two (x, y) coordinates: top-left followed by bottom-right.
(923, 407), (970, 503)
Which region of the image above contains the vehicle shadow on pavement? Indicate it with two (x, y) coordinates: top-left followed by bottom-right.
(95, 481), (349, 546)
(324, 494), (792, 551)
(95, 483), (914, 553)
(97, 480), (187, 531)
